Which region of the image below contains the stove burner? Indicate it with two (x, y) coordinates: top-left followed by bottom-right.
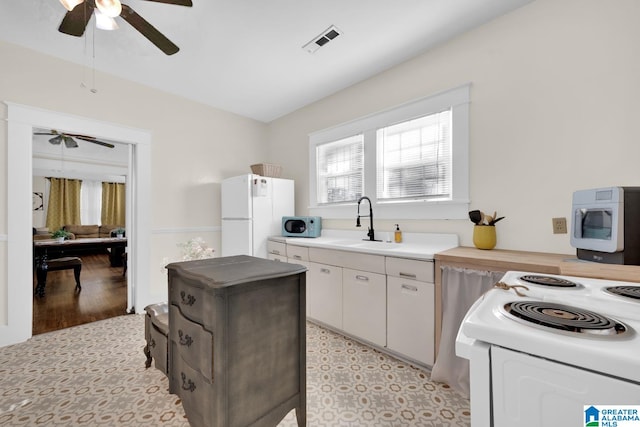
(504, 301), (627, 336)
(605, 286), (640, 300)
(519, 275), (580, 288)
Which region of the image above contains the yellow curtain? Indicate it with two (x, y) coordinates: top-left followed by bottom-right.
(101, 182), (126, 225)
(45, 178), (82, 231)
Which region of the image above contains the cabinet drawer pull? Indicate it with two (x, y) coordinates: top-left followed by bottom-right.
(181, 372), (196, 392)
(180, 291), (196, 306)
(355, 275), (369, 281)
(272, 249), (281, 255)
(293, 255), (302, 260)
(399, 272), (417, 279)
(401, 284), (418, 292)
(178, 329), (194, 347)
(320, 268), (331, 274)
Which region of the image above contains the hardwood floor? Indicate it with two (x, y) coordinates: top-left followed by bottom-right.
(32, 252), (129, 335)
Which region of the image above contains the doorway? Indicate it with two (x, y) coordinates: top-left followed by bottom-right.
(32, 136), (130, 334)
(3, 103), (152, 347)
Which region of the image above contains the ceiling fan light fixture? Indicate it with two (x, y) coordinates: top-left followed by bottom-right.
(95, 10), (119, 30)
(59, 0), (84, 12)
(95, 0), (122, 18)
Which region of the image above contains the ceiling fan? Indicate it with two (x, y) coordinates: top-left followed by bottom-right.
(34, 130), (116, 149)
(57, 0), (193, 55)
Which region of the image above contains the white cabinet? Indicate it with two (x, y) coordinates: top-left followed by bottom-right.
(266, 240), (287, 257)
(286, 244), (309, 262)
(386, 257), (435, 365)
(387, 276), (434, 365)
(342, 268), (386, 347)
(267, 253), (287, 262)
(306, 261), (343, 329)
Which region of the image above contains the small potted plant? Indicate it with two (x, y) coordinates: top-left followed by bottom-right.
(51, 229), (71, 243)
(113, 228), (125, 238)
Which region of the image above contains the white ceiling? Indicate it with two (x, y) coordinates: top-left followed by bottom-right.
(0, 0), (532, 122)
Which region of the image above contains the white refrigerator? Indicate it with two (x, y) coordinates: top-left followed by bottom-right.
(221, 174), (294, 258)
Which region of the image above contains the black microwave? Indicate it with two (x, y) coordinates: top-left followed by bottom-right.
(570, 186), (640, 265)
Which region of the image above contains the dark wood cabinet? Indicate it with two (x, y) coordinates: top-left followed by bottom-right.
(166, 255), (307, 427)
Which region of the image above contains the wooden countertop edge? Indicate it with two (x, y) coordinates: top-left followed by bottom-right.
(435, 246), (640, 283)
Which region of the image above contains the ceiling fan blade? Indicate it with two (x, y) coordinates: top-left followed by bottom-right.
(140, 0), (192, 6)
(63, 136), (79, 148)
(73, 135), (116, 148)
(49, 136), (63, 145)
(59, 1), (94, 37)
(120, 4), (179, 55)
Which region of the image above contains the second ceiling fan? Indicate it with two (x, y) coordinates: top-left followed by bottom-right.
(35, 130), (116, 149)
(58, 0), (193, 55)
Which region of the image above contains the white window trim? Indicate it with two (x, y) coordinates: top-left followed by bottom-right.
(309, 83), (470, 220)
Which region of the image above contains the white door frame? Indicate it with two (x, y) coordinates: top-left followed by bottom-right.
(3, 102), (152, 347)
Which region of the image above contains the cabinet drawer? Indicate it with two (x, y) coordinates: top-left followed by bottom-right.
(387, 276), (435, 365)
(170, 305), (214, 382)
(267, 253), (287, 263)
(267, 240), (287, 257)
(343, 268), (386, 347)
(386, 257), (434, 283)
(286, 244), (309, 261)
(168, 277), (215, 326)
(170, 344), (212, 427)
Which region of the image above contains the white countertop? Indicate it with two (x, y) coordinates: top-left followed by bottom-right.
(271, 229), (459, 260)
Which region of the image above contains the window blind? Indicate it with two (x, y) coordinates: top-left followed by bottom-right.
(376, 110), (451, 201)
(316, 134), (364, 204)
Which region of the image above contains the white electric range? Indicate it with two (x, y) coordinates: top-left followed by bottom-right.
(456, 271), (640, 427)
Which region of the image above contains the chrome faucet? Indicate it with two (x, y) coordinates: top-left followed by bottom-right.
(356, 196), (380, 241)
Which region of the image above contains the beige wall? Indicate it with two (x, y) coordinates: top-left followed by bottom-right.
(267, 0), (640, 255)
(0, 40), (268, 324)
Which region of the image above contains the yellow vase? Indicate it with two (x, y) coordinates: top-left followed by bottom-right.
(473, 225), (496, 250)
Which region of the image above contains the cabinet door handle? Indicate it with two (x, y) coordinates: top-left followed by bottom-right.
(181, 372), (196, 392)
(355, 275), (369, 281)
(293, 255), (302, 260)
(178, 329), (193, 347)
(401, 284), (418, 292)
(272, 249), (281, 255)
(320, 268), (331, 274)
(399, 272), (417, 279)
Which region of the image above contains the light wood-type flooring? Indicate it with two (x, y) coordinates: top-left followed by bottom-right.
(32, 252), (128, 335)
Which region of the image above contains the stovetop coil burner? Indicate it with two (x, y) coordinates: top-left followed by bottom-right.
(504, 301), (627, 336)
(519, 275), (580, 288)
(605, 285), (640, 300)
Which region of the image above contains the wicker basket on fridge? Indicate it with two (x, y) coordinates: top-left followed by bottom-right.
(250, 163), (282, 178)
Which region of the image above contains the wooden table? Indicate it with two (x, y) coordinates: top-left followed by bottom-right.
(33, 237), (127, 297)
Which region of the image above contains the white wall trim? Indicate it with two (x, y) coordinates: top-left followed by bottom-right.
(2, 102), (152, 348)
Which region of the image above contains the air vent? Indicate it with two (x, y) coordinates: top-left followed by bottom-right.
(303, 25), (342, 53)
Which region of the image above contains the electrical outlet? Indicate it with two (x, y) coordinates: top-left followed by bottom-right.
(552, 217), (567, 234)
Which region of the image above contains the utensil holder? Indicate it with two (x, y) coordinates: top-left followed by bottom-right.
(473, 225), (496, 250)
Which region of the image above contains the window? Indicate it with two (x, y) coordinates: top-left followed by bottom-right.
(377, 110), (451, 201)
(316, 135), (363, 204)
(309, 84), (470, 220)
